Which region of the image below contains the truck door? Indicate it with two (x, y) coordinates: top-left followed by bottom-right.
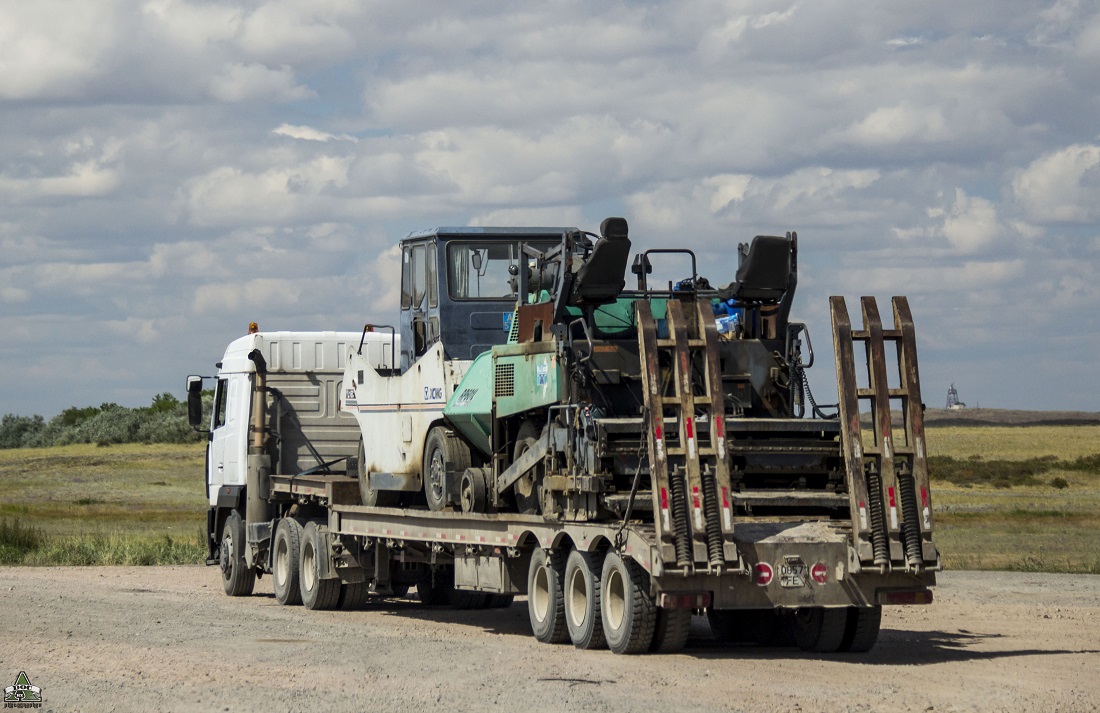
(400, 241), (440, 371)
(207, 374), (248, 503)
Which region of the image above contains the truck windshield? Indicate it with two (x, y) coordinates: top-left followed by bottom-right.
(447, 241), (555, 300)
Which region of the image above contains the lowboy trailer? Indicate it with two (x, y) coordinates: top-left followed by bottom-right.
(188, 218), (938, 654)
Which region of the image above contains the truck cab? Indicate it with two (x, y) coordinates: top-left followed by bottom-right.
(397, 227), (568, 371)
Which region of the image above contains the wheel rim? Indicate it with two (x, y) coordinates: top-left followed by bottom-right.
(568, 566), (588, 628)
(605, 566), (626, 631)
(532, 563), (550, 624)
(428, 448), (445, 502)
(302, 541), (316, 592)
(274, 535), (288, 588)
(460, 474), (472, 512)
(220, 532), (233, 580)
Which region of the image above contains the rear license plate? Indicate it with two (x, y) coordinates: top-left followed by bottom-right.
(779, 561), (806, 588)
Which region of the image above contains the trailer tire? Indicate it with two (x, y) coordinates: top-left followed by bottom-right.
(650, 608), (691, 654)
(450, 589), (489, 610)
(357, 439), (399, 507)
(564, 549), (606, 650)
(219, 510), (255, 597)
(600, 552), (656, 655)
(707, 609), (784, 646)
(416, 566), (454, 605)
(838, 606), (882, 653)
(299, 522), (340, 611)
(790, 607), (848, 653)
(486, 594), (514, 608)
(424, 428), (470, 512)
(339, 581), (367, 611)
(272, 517), (303, 605)
(527, 548), (568, 644)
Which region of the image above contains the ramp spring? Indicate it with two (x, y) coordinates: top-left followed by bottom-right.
(865, 462), (890, 567)
(668, 467), (693, 568)
(701, 465), (725, 568)
(897, 462), (923, 568)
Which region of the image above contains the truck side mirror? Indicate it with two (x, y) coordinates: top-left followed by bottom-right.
(186, 375), (206, 430)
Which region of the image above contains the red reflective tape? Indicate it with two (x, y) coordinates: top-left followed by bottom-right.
(921, 487), (929, 508)
(655, 424), (663, 440)
(685, 419), (694, 440)
(888, 487), (896, 508)
(715, 417), (725, 438)
(660, 487), (669, 510)
(721, 486), (730, 509)
(692, 486), (701, 510)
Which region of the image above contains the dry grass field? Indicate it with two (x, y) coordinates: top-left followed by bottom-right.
(1, 425), (1098, 571)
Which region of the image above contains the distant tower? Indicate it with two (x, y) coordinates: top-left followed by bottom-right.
(946, 383), (966, 410)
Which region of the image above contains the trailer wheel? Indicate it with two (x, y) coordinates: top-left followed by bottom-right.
(513, 422), (544, 515)
(416, 566), (454, 605)
(486, 594), (514, 608)
(527, 548), (568, 644)
(424, 428), (470, 512)
(450, 589), (489, 610)
(790, 607), (848, 653)
(838, 606), (882, 653)
(600, 552), (656, 655)
(357, 439), (398, 507)
(219, 510), (255, 597)
(272, 517), (303, 605)
(339, 581), (367, 611)
(564, 549), (606, 650)
(299, 522), (340, 611)
(707, 609), (784, 646)
(650, 608), (691, 653)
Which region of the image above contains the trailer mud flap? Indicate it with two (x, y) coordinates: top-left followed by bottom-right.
(454, 553), (525, 594)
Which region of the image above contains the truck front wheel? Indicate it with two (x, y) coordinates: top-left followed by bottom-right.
(219, 510), (255, 597)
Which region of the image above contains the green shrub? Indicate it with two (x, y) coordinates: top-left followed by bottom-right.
(0, 519), (47, 564)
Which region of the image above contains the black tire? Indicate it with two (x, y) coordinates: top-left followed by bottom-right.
(707, 609), (784, 646)
(790, 607), (848, 653)
(459, 468), (489, 514)
(650, 608), (691, 653)
(513, 421), (544, 515)
(527, 548), (568, 644)
(272, 517), (303, 605)
(839, 606), (882, 653)
(220, 510), (255, 597)
(391, 584), (411, 599)
(423, 428), (471, 512)
(339, 581), (367, 611)
(450, 589), (489, 610)
(416, 566), (454, 605)
(564, 549), (606, 650)
(299, 521), (341, 611)
(600, 551), (656, 655)
(357, 438), (399, 507)
(486, 594), (515, 608)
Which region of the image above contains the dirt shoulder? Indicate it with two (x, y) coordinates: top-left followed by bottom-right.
(1, 567), (1098, 713)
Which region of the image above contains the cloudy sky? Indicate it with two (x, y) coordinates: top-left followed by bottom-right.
(2, 0), (1099, 417)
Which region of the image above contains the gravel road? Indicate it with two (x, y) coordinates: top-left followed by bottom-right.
(1, 567), (1098, 713)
